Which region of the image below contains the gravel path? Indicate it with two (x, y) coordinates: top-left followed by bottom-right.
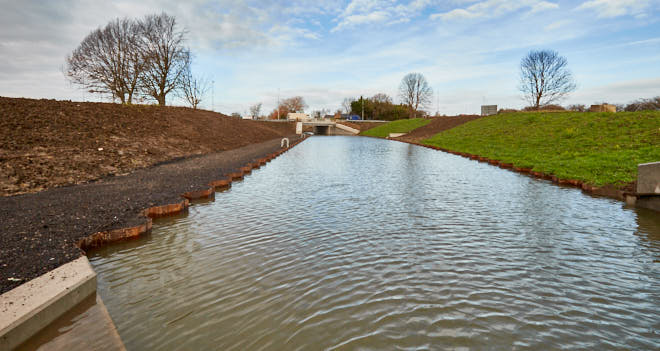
(1, 137), (300, 294)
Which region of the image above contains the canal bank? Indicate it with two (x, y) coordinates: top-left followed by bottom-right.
(392, 138), (660, 212)
(88, 136), (660, 350)
(1, 136), (307, 349)
(361, 112), (660, 210)
(420, 111), (660, 198)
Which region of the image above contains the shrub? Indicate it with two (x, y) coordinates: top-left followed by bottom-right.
(498, 108), (518, 114)
(567, 104), (586, 112)
(624, 97), (660, 112)
(523, 104), (565, 111)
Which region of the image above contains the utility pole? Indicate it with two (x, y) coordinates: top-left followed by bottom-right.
(361, 95), (364, 120)
(211, 79), (215, 111)
(277, 88), (280, 120)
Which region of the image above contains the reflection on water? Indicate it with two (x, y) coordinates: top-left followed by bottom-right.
(19, 294), (125, 351)
(89, 136), (660, 350)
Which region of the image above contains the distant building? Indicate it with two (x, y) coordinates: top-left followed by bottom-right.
(590, 104), (616, 112)
(287, 112), (310, 121)
(481, 105), (497, 116)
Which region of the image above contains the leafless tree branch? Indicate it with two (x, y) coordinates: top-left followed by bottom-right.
(398, 73), (432, 118)
(519, 49), (577, 109)
(179, 62), (210, 109)
(139, 13), (190, 106)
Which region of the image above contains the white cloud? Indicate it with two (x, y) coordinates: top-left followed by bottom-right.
(430, 0), (559, 21)
(331, 0), (434, 31)
(575, 0), (653, 18)
(545, 19), (572, 30)
(1, 0), (658, 115)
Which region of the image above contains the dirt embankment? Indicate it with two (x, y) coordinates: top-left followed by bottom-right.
(395, 115), (482, 142)
(0, 97), (294, 196)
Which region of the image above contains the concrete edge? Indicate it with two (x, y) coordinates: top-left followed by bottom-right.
(335, 123), (360, 134)
(0, 256), (97, 351)
(94, 295), (127, 351)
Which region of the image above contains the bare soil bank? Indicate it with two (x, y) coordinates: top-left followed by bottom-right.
(0, 137), (300, 294)
(395, 115), (482, 142)
(0, 97), (294, 196)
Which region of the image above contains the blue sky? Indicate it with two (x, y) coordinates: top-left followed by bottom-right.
(1, 0), (659, 115)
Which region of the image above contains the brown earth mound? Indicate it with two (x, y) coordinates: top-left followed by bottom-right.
(0, 97), (294, 196)
(396, 115), (482, 142)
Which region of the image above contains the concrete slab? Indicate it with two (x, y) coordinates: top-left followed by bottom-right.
(0, 257), (96, 351)
(17, 294), (125, 351)
(389, 133), (407, 138)
(335, 123), (359, 134)
(637, 162), (660, 195)
(636, 196), (660, 212)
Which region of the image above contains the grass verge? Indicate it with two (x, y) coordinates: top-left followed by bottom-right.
(360, 118), (431, 138)
(423, 111), (660, 188)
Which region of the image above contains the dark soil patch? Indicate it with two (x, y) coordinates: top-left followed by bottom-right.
(0, 97), (294, 196)
(395, 115), (482, 142)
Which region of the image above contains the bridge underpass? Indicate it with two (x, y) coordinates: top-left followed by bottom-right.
(302, 121), (359, 136)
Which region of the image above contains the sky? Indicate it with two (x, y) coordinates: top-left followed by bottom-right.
(1, 0), (659, 115)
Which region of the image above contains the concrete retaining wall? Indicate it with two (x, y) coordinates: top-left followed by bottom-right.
(334, 123), (359, 134)
(637, 162), (660, 195)
(0, 257), (96, 351)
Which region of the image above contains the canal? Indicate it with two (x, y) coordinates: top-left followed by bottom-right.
(89, 136), (659, 350)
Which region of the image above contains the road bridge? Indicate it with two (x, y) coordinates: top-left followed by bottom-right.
(301, 121), (359, 135)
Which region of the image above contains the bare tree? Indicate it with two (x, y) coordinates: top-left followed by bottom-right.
(249, 103), (262, 119)
(140, 13), (189, 106)
(341, 97), (355, 114)
(519, 50), (576, 109)
(179, 63), (210, 109)
(624, 96), (660, 111)
(372, 93), (392, 104)
(398, 73), (433, 118)
(65, 18), (145, 104)
(281, 96), (307, 113)
(371, 93), (392, 120)
(567, 104), (586, 112)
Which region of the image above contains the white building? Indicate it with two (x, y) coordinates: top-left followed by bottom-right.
(287, 112), (310, 121)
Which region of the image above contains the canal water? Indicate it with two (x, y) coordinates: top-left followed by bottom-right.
(89, 136), (660, 350)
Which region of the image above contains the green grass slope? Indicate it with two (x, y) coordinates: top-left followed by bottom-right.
(423, 111), (660, 187)
(360, 118), (431, 138)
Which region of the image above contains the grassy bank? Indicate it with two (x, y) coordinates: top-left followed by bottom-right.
(360, 118), (431, 138)
(423, 111), (660, 187)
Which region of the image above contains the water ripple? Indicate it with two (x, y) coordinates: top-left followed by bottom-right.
(90, 136), (660, 350)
